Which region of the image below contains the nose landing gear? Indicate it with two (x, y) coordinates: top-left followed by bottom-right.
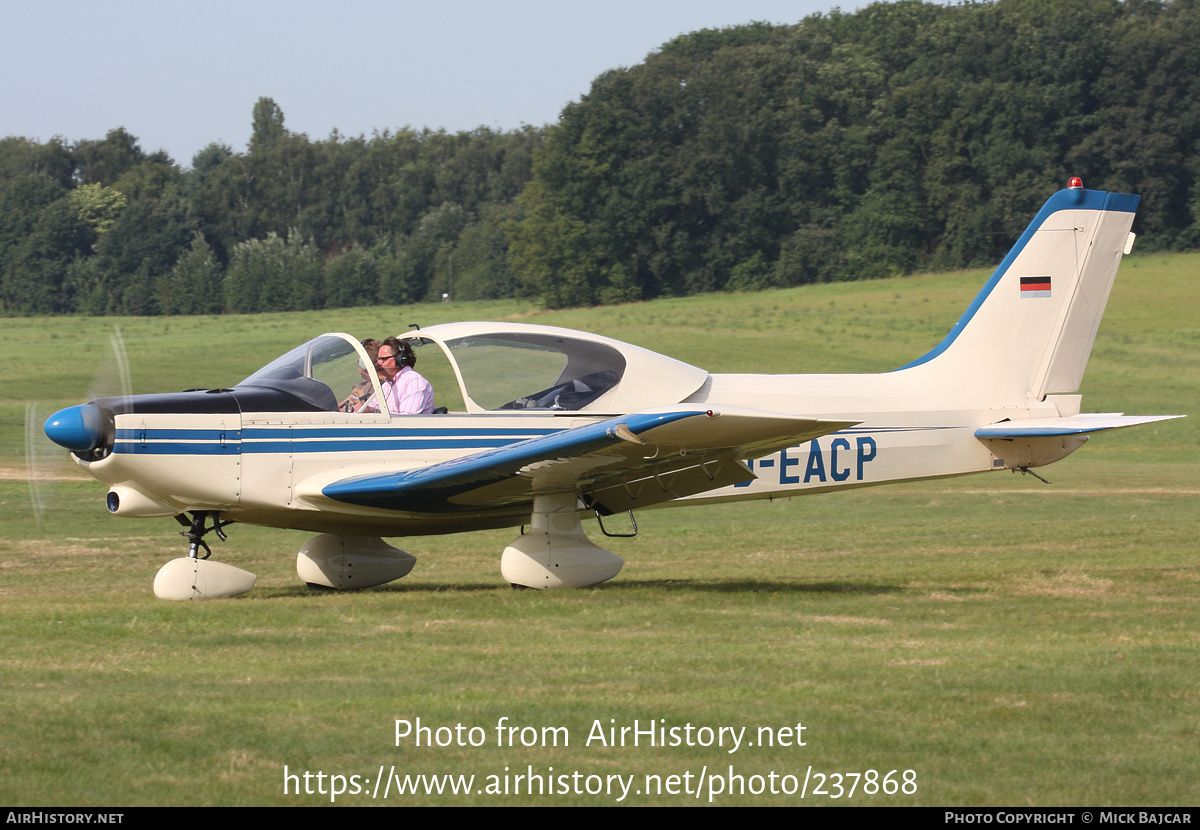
(152, 511), (256, 600)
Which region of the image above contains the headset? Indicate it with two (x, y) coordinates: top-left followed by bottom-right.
(395, 341), (415, 368)
(378, 339), (414, 369)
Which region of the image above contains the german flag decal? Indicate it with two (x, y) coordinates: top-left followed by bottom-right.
(1020, 276), (1052, 298)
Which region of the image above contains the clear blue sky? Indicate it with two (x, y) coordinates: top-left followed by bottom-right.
(2, 0), (870, 168)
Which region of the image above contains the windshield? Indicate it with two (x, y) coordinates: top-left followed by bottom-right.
(445, 332), (625, 411)
(237, 334), (373, 412)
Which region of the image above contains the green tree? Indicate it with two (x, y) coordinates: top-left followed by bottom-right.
(74, 127), (144, 187)
(68, 183), (127, 238)
(445, 203), (519, 300)
(158, 232), (224, 315)
(507, 178), (599, 307)
(1, 197), (90, 314)
(224, 230), (321, 313)
(112, 152), (184, 202)
(250, 97), (287, 153)
(0, 137), (75, 190)
(323, 244), (378, 309)
(186, 142), (233, 194)
(0, 174), (69, 279)
(72, 194), (195, 315)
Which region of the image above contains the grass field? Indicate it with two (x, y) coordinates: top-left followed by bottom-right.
(1, 252), (1196, 806)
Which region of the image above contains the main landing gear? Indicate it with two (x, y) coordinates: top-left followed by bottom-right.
(501, 494), (625, 589)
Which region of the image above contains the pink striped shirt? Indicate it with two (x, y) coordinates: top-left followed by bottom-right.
(370, 366), (434, 415)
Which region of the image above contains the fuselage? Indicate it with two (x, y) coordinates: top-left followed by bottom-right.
(63, 362), (1073, 538)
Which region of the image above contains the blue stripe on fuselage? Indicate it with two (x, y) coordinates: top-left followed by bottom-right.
(112, 425), (566, 455)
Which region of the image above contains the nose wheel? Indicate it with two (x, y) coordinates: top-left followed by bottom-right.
(155, 511), (255, 600)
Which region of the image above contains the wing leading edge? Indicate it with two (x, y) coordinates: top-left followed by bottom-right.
(320, 407), (858, 515)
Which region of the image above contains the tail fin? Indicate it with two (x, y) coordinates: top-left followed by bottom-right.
(899, 185), (1139, 405)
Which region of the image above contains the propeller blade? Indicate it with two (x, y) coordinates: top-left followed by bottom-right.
(24, 325), (132, 524)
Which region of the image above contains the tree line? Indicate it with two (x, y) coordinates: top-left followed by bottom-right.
(0, 104), (540, 316)
(3, 0), (1198, 316)
(509, 0), (1200, 306)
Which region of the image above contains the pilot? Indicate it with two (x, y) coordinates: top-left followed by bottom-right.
(363, 337), (435, 415)
(341, 339), (382, 412)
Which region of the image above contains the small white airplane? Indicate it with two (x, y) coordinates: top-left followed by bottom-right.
(43, 180), (1181, 599)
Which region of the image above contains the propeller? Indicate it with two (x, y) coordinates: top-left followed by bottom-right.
(25, 326), (132, 523)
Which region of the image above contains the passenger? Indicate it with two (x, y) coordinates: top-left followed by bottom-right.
(341, 339), (382, 412)
(364, 337), (435, 415)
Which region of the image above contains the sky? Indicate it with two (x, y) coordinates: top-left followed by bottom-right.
(1, 0), (872, 168)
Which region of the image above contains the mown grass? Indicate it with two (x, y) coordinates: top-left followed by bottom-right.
(0, 252), (1196, 806)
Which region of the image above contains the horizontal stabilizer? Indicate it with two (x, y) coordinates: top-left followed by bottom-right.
(975, 413), (1183, 438)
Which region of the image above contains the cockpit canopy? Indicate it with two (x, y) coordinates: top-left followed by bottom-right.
(439, 331), (623, 411)
(237, 334), (361, 412)
(236, 323), (709, 415)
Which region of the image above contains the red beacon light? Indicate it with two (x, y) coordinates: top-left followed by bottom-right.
(1067, 176), (1084, 189)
